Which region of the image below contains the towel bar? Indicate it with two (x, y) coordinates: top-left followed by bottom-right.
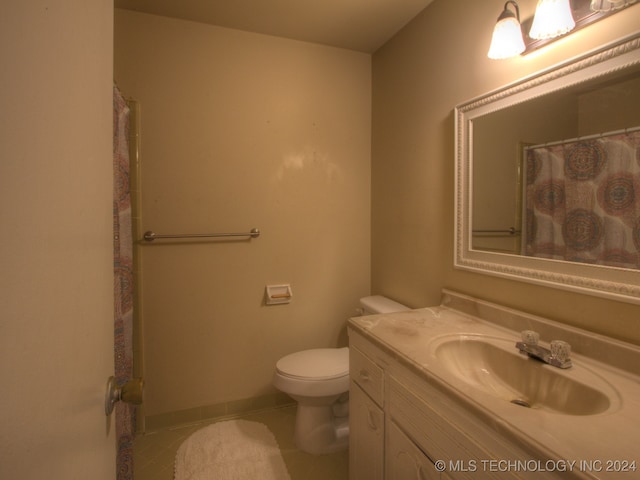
(143, 228), (260, 242)
(472, 227), (520, 235)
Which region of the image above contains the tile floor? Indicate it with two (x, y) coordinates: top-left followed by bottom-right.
(134, 405), (349, 480)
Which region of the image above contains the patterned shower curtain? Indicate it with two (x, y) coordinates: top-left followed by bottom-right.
(113, 85), (134, 480)
(524, 130), (640, 269)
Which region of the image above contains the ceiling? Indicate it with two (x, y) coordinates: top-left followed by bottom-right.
(114, 0), (435, 53)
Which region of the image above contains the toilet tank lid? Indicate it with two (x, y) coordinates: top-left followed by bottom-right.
(360, 295), (409, 314)
(276, 347), (349, 380)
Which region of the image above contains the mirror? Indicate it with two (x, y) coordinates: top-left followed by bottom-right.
(455, 33), (640, 304)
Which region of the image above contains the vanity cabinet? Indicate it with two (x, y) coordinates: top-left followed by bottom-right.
(349, 329), (551, 480)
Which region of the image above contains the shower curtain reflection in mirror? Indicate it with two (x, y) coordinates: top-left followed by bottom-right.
(524, 128), (640, 269)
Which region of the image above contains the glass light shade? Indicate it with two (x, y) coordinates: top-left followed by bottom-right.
(529, 0), (576, 40)
(487, 17), (525, 59)
(590, 0), (637, 11)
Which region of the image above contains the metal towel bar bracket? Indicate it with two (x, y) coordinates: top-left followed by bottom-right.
(143, 228), (260, 242)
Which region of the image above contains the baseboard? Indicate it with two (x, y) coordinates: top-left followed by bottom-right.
(144, 392), (294, 432)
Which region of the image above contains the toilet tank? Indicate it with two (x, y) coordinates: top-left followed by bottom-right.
(359, 295), (409, 315)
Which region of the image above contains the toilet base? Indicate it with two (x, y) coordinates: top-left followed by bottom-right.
(294, 404), (349, 455)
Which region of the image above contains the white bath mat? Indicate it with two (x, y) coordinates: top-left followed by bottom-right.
(174, 419), (291, 480)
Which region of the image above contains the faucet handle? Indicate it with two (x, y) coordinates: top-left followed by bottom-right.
(521, 330), (540, 346)
(550, 340), (571, 363)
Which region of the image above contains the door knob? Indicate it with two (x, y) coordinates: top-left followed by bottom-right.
(105, 376), (144, 416)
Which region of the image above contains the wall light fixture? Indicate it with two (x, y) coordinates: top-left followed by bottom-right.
(488, 0), (639, 59)
(487, 1), (526, 59)
(590, 0), (637, 11)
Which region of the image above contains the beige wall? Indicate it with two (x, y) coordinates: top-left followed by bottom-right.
(1, 0), (116, 478)
(578, 75), (640, 133)
(114, 10), (371, 418)
(372, 0), (640, 344)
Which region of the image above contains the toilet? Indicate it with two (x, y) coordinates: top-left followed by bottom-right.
(273, 295), (409, 454)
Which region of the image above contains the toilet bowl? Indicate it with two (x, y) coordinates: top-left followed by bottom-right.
(273, 295), (409, 455)
(274, 347), (350, 455)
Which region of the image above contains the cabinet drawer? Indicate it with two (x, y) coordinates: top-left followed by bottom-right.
(350, 346), (384, 406)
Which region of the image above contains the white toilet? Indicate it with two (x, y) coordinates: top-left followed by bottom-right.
(273, 295), (409, 454)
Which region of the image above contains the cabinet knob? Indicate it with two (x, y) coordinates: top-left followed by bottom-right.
(359, 369), (370, 381)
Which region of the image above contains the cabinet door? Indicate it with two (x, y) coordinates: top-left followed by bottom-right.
(386, 421), (444, 480)
(350, 382), (384, 480)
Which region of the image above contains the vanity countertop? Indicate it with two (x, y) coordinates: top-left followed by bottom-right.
(348, 290), (640, 479)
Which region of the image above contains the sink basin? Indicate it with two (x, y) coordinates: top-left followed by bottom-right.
(431, 335), (618, 416)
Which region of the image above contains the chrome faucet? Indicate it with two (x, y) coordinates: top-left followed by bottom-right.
(516, 330), (572, 369)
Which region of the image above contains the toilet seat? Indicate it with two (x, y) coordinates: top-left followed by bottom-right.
(276, 347), (349, 381)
